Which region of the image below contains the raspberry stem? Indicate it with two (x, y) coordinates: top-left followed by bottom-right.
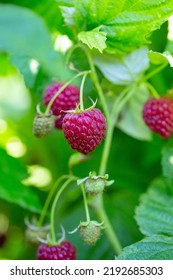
(145, 81), (160, 98)
(99, 87), (134, 176)
(144, 61), (168, 81)
(37, 175), (72, 227)
(91, 194), (122, 255)
(50, 177), (76, 244)
(85, 48), (124, 255)
(86, 48), (139, 255)
(81, 184), (90, 222)
(94, 88), (135, 255)
(85, 48), (110, 123)
(79, 72), (88, 111)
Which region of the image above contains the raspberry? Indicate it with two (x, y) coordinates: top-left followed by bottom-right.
(37, 241), (76, 260)
(84, 177), (105, 195)
(79, 221), (101, 246)
(33, 113), (55, 138)
(62, 108), (106, 154)
(142, 97), (173, 138)
(43, 83), (80, 129)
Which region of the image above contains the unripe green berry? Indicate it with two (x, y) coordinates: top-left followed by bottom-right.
(84, 178), (105, 195)
(33, 113), (55, 138)
(78, 172), (114, 195)
(79, 221), (101, 246)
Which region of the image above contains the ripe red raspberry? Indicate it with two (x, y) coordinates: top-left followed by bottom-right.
(142, 97), (173, 138)
(43, 83), (80, 129)
(37, 241), (76, 260)
(62, 108), (106, 155)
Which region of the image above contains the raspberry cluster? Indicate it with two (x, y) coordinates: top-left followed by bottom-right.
(42, 82), (106, 154)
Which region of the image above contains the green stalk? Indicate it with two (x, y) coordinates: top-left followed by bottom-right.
(37, 175), (71, 227)
(79, 72), (88, 111)
(85, 48), (139, 255)
(99, 121), (114, 176)
(81, 184), (90, 222)
(85, 48), (110, 122)
(99, 86), (131, 176)
(144, 62), (168, 81)
(50, 177), (75, 244)
(86, 48), (122, 255)
(145, 81), (160, 98)
(92, 194), (122, 255)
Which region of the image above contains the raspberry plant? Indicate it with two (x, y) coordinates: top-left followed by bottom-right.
(1, 0), (173, 260)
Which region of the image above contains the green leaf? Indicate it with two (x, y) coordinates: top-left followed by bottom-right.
(93, 47), (149, 85)
(10, 54), (36, 88)
(74, 0), (125, 30)
(135, 178), (173, 236)
(117, 84), (152, 140)
(78, 28), (107, 53)
(117, 235), (173, 260)
(0, 4), (71, 87)
(148, 50), (172, 66)
(162, 139), (173, 183)
(74, 0), (173, 53)
(0, 148), (42, 213)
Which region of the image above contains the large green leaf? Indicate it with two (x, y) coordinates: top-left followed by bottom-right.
(74, 0), (125, 30)
(74, 0), (173, 53)
(135, 178), (173, 236)
(0, 4), (70, 87)
(162, 139), (173, 184)
(0, 148), (42, 213)
(117, 235), (173, 260)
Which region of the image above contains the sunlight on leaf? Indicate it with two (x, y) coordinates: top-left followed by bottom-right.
(22, 165), (52, 188)
(78, 28), (107, 53)
(6, 137), (27, 158)
(74, 0), (173, 53)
